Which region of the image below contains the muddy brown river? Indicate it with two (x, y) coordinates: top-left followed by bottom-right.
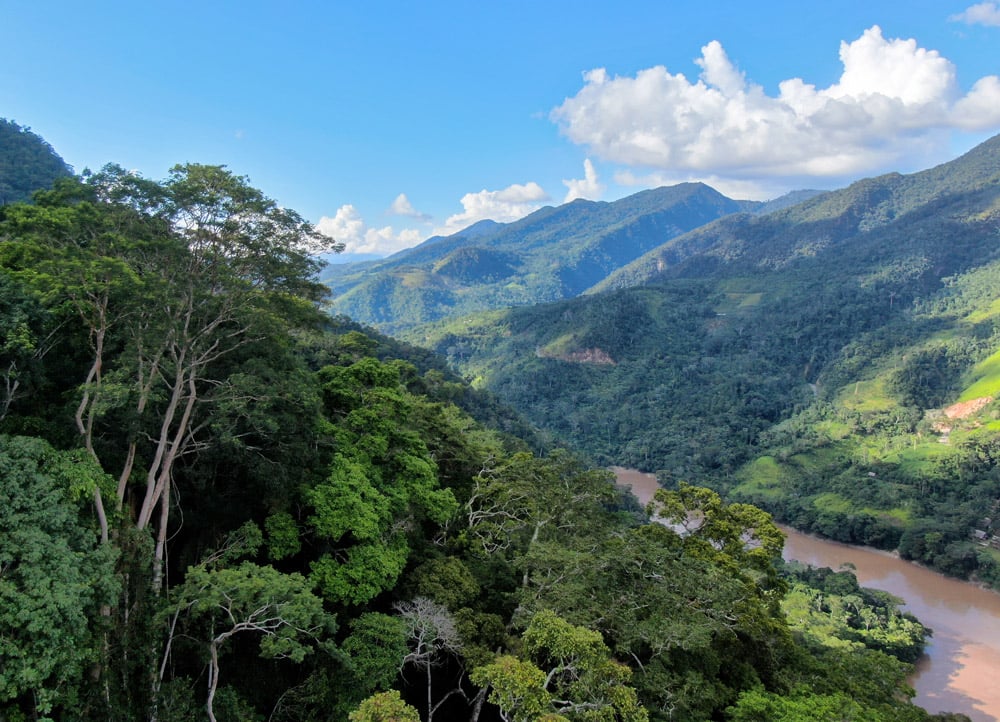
(613, 467), (1000, 721)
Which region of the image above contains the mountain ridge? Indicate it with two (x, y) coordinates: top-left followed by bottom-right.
(406, 132), (1000, 585)
(322, 182), (756, 333)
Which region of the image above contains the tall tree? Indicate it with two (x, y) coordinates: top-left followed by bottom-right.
(3, 164), (341, 585)
(170, 561), (335, 722)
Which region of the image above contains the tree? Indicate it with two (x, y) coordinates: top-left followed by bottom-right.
(169, 561), (335, 722)
(464, 450), (619, 584)
(308, 358), (458, 606)
(395, 597), (465, 722)
(121, 164), (337, 588)
(341, 613), (409, 701)
(471, 609), (647, 722)
(349, 690), (421, 722)
(648, 482), (786, 588)
(0, 270), (51, 423)
(0, 435), (117, 720)
(0, 175), (156, 542)
(2, 164), (341, 588)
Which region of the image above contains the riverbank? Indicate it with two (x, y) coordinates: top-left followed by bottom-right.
(613, 466), (1000, 722)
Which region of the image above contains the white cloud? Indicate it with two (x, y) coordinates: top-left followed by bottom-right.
(562, 158), (605, 202)
(316, 204), (423, 256)
(614, 169), (786, 202)
(436, 181), (550, 236)
(551, 26), (1000, 183)
(388, 193), (431, 221)
(950, 2), (1000, 26)
(318, 182), (552, 255)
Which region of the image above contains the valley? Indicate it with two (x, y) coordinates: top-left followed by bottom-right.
(387, 134), (1000, 592)
(3, 117), (998, 721)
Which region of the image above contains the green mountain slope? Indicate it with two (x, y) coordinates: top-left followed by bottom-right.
(596, 135), (1000, 292)
(0, 119), (73, 205)
(409, 133), (1000, 585)
(324, 182), (750, 334)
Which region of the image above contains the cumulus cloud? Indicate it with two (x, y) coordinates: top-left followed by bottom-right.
(316, 204), (423, 256)
(388, 193), (431, 222)
(551, 26), (1000, 183)
(562, 158), (605, 202)
(436, 181), (550, 236)
(950, 2), (1000, 26)
(614, 169), (787, 202)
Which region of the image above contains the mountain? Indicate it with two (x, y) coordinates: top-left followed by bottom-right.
(750, 188), (825, 215)
(593, 137), (1000, 293)
(408, 133), (1000, 584)
(322, 182), (749, 333)
(0, 118), (73, 205)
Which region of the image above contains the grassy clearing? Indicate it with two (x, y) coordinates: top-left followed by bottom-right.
(960, 348), (1000, 400)
(891, 443), (952, 476)
(732, 456), (792, 501)
(814, 420), (853, 441)
(812, 492), (853, 513)
(399, 269), (431, 285)
(538, 333), (577, 357)
(836, 377), (896, 413)
(962, 297), (1000, 325)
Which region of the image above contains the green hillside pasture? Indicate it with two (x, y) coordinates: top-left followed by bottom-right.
(814, 419), (854, 441)
(732, 456), (793, 502)
(537, 333), (580, 359)
(960, 347), (1000, 400)
(732, 446), (842, 502)
(835, 377), (896, 413)
(886, 442), (954, 478)
(398, 268), (435, 288)
(961, 295), (1000, 325)
(813, 491), (910, 525)
(712, 277), (781, 313)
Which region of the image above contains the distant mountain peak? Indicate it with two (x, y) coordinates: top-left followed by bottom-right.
(324, 180), (748, 333)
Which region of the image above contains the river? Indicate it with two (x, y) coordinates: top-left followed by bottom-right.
(613, 467), (1000, 722)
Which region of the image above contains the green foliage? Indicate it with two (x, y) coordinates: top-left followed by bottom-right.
(406, 556), (481, 608)
(265, 511), (302, 560)
(726, 687), (891, 722)
(306, 356), (461, 605)
(0, 435), (117, 719)
(0, 119), (73, 205)
(780, 563), (929, 664)
(341, 613), (408, 693)
(349, 690), (421, 722)
(472, 609), (648, 722)
(471, 655), (551, 722)
(175, 561), (334, 662)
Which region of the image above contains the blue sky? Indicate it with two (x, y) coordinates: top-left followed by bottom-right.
(2, 1), (999, 257)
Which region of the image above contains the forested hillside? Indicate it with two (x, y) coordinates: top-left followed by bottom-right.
(0, 147), (964, 720)
(323, 183), (754, 334)
(412, 134), (1000, 587)
(0, 118), (73, 205)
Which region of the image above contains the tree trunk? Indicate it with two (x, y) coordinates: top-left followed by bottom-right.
(206, 640), (220, 722)
(468, 687), (488, 722)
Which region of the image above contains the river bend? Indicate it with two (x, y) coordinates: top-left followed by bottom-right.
(613, 467), (1000, 722)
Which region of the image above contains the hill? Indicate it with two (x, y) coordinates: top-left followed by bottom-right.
(0, 118), (73, 205)
(323, 183), (752, 333)
(409, 133), (1000, 585)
